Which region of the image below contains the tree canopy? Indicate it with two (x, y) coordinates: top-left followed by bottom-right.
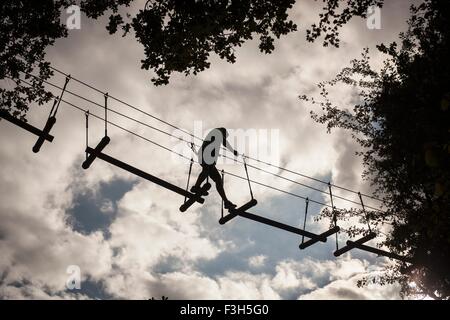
(0, 0), (383, 117)
(301, 0), (450, 299)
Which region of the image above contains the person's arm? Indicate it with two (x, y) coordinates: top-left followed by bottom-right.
(225, 139), (239, 156)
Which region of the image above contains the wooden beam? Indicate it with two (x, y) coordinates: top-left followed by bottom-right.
(334, 232), (377, 257)
(0, 111), (54, 142)
(347, 242), (413, 263)
(32, 116), (56, 153)
(299, 226), (340, 249)
(219, 199), (258, 225)
(229, 209), (328, 241)
(180, 183), (211, 212)
(85, 147), (204, 204)
(82, 137), (111, 169)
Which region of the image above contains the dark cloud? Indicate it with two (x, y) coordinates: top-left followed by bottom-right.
(68, 178), (136, 236)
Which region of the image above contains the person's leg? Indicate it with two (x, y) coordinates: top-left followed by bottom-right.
(191, 166), (208, 191)
(208, 166), (235, 208)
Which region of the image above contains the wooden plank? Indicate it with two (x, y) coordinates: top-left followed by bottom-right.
(219, 199), (258, 225)
(224, 208), (328, 241)
(82, 137), (111, 169)
(0, 111), (54, 142)
(85, 147), (204, 203)
(180, 183), (211, 212)
(299, 226), (340, 249)
(348, 242), (413, 263)
(32, 116), (56, 153)
(334, 232), (377, 257)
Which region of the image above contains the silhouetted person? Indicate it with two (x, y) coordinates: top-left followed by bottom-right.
(191, 128), (238, 209)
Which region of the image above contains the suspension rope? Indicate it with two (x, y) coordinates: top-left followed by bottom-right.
(18, 70), (385, 213)
(359, 192), (372, 233)
(10, 76), (394, 225)
(329, 182), (336, 225)
(301, 198), (309, 245)
(184, 158), (194, 204)
(243, 155), (254, 200)
(49, 75), (71, 118)
(47, 66), (385, 203)
(6, 76), (408, 261)
(189, 141), (197, 154)
(104, 93), (108, 137)
(329, 182), (339, 250)
(221, 170), (225, 219)
(48, 99), (58, 119)
(85, 110), (89, 161)
(68, 102), (387, 223)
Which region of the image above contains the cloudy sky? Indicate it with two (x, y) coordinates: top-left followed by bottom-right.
(0, 1), (416, 299)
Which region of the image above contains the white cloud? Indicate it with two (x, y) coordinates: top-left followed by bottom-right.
(248, 255), (267, 268)
(271, 260), (316, 292)
(298, 275), (401, 300)
(100, 199), (114, 214)
(0, 121), (113, 297)
(0, 0), (415, 299)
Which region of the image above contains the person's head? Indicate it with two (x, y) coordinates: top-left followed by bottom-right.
(217, 127), (228, 139)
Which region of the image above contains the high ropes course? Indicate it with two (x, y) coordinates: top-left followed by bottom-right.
(0, 68), (412, 264)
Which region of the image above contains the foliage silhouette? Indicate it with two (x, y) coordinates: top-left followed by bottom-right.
(1, 0), (383, 116)
(301, 0), (450, 299)
(150, 296), (168, 300)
